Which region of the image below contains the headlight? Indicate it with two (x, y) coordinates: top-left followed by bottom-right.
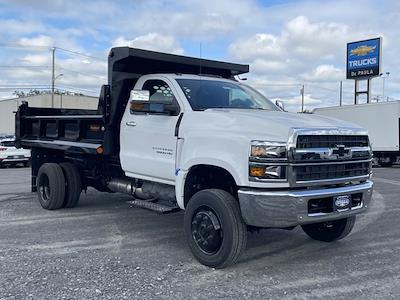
(249, 141), (287, 181)
(250, 141), (287, 159)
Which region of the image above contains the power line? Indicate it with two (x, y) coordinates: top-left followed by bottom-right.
(308, 85), (350, 94)
(0, 84), (52, 88)
(0, 86), (52, 90)
(0, 44), (106, 61)
(0, 44), (49, 50)
(253, 83), (303, 87)
(55, 47), (105, 61)
(0, 65), (50, 69)
(57, 66), (106, 79)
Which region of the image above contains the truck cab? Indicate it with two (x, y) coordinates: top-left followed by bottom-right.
(16, 47), (373, 268)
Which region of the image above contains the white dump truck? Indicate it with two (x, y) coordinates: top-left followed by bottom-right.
(16, 47), (374, 268)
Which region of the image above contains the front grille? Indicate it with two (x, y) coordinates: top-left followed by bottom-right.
(296, 135), (369, 149)
(294, 161), (370, 181)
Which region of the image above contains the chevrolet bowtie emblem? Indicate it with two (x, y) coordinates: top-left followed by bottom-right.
(332, 145), (350, 157)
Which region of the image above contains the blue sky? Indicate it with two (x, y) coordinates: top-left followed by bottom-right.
(0, 0), (399, 111)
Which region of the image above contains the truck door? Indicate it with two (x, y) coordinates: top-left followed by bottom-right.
(120, 78), (181, 184)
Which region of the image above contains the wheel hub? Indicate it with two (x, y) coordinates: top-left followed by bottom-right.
(38, 174), (50, 202)
(191, 209), (222, 254)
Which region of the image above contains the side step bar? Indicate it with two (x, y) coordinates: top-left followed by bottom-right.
(128, 199), (181, 214)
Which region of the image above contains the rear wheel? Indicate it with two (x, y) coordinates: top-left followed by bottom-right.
(37, 163), (66, 210)
(301, 216), (356, 242)
(184, 189), (247, 268)
(60, 162), (82, 208)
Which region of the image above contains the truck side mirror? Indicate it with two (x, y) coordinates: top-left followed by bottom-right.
(275, 100), (285, 111)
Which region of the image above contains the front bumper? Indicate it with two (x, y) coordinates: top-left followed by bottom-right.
(0, 157), (30, 165)
(238, 180), (373, 228)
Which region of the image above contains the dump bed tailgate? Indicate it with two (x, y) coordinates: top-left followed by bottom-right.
(16, 102), (104, 155)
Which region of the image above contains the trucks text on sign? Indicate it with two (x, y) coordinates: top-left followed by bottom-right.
(346, 38), (381, 79)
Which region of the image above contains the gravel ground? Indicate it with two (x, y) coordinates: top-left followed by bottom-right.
(0, 166), (399, 299)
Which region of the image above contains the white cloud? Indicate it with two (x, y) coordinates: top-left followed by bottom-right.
(301, 64), (343, 82)
(284, 93), (322, 106)
(272, 93), (323, 113)
(229, 16), (357, 71)
(229, 34), (282, 61)
(1, 0), (400, 108)
(113, 33), (184, 55)
(228, 14), (391, 109)
(20, 53), (51, 65)
(18, 35), (54, 48)
(280, 16), (350, 58)
(0, 19), (44, 35)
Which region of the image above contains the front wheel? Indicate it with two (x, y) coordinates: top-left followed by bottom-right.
(184, 189), (247, 269)
(301, 216), (356, 242)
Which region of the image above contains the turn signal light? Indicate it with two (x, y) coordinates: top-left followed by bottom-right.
(249, 165), (286, 180)
(96, 146), (104, 154)
(249, 166), (265, 177)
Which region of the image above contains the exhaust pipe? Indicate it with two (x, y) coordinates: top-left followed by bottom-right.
(107, 179), (152, 200)
(107, 179), (135, 194)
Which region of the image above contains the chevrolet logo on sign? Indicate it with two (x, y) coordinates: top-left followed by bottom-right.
(346, 37), (381, 79)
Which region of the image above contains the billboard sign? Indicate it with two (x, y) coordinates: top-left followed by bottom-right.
(346, 37), (381, 79)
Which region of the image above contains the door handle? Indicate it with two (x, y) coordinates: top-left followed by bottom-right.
(126, 121), (137, 127)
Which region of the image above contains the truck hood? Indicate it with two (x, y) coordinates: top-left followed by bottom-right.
(188, 109), (365, 141)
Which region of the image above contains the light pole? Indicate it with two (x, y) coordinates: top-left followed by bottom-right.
(53, 73), (64, 107)
(55, 73), (64, 81)
(380, 72), (390, 102)
(51, 47), (56, 108)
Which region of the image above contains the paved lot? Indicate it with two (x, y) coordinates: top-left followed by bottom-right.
(0, 167), (399, 299)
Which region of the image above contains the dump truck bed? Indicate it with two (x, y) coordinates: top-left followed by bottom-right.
(16, 102), (104, 155)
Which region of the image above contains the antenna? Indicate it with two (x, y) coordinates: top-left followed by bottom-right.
(199, 42), (202, 76)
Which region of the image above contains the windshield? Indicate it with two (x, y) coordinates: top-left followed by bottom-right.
(176, 79), (279, 111)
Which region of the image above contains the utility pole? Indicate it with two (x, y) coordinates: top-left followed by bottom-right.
(381, 72), (390, 102)
(300, 84), (305, 113)
(339, 80), (343, 106)
(51, 47), (56, 108)
(382, 75), (385, 102)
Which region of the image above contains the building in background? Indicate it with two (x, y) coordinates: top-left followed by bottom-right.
(0, 94), (98, 134)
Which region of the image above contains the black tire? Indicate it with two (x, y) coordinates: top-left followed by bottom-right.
(301, 216), (356, 242)
(60, 162), (82, 208)
(37, 163), (66, 210)
(184, 189), (247, 269)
